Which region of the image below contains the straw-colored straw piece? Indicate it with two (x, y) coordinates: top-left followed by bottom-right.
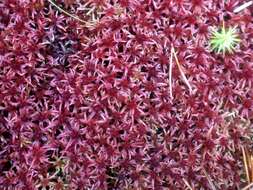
(48, 0), (87, 24)
(233, 1), (253, 13)
(242, 146), (251, 183)
(169, 47), (174, 99)
(171, 47), (193, 93)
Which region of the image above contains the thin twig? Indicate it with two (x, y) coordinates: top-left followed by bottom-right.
(172, 47), (193, 93)
(47, 0), (87, 24)
(169, 47), (174, 99)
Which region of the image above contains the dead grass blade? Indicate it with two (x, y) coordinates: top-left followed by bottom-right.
(171, 47), (193, 93)
(251, 155), (253, 183)
(233, 1), (253, 13)
(169, 47), (174, 99)
(241, 145), (253, 190)
(242, 146), (251, 183)
(48, 0), (87, 24)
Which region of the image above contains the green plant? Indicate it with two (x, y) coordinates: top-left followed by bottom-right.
(210, 22), (240, 54)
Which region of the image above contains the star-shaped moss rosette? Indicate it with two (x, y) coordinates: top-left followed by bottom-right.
(210, 23), (240, 54)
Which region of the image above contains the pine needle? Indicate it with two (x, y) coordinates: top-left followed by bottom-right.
(242, 146), (251, 183)
(171, 47), (193, 93)
(169, 47), (174, 99)
(233, 1), (253, 13)
(47, 0), (87, 24)
(251, 155), (253, 183)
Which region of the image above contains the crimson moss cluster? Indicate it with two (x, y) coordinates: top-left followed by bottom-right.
(0, 0), (253, 189)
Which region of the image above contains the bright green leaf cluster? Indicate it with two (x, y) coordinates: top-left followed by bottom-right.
(210, 24), (240, 55)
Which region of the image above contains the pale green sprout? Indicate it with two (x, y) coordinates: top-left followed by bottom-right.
(210, 22), (240, 55)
